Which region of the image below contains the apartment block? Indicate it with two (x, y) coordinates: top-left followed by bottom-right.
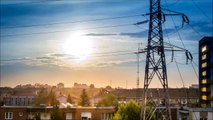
(199, 36), (213, 108)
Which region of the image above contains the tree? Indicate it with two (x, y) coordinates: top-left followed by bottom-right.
(78, 89), (90, 106)
(112, 100), (141, 120)
(67, 94), (73, 104)
(33, 88), (48, 106)
(51, 105), (64, 120)
(97, 93), (118, 107)
(89, 84), (95, 89)
(33, 112), (41, 120)
(33, 88), (59, 106)
(112, 100), (159, 120)
(48, 90), (59, 106)
(105, 85), (112, 90)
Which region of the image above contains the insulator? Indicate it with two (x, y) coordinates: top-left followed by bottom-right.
(185, 51), (193, 64)
(184, 15), (190, 24)
(189, 52), (193, 60)
(163, 14), (166, 22)
(171, 49), (174, 62)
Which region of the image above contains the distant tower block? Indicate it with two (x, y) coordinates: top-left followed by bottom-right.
(199, 36), (213, 108)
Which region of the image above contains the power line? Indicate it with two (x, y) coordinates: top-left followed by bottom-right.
(188, 24), (204, 38)
(165, 0), (198, 80)
(163, 0), (208, 78)
(191, 61), (198, 78)
(191, 0), (213, 23)
(1, 14), (143, 29)
(163, 17), (189, 108)
(174, 58), (186, 87)
(0, 50), (136, 62)
(170, 15), (199, 79)
(91, 50), (134, 55)
(0, 0), (77, 6)
(0, 0), (117, 6)
(0, 0), (52, 6)
(163, 22), (186, 88)
(192, 60), (198, 67)
(134, 25), (148, 31)
(162, 0), (180, 7)
(164, 3), (198, 105)
(0, 23), (133, 37)
(88, 51), (135, 58)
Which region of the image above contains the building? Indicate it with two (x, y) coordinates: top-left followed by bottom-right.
(189, 108), (213, 120)
(178, 36), (213, 120)
(189, 84), (199, 89)
(0, 106), (115, 120)
(3, 92), (36, 106)
(0, 105), (184, 120)
(0, 87), (13, 105)
(56, 95), (68, 104)
(73, 83), (89, 89)
(111, 88), (199, 107)
(90, 89), (110, 106)
(194, 36), (213, 120)
(199, 36), (213, 108)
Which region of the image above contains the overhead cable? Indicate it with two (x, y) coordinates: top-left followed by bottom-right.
(2, 14), (144, 29)
(1, 23), (133, 37)
(191, 0), (213, 23)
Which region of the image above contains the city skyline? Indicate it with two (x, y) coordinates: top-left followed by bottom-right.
(1, 0), (213, 88)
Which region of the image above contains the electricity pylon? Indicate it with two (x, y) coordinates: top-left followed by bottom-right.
(135, 0), (191, 120)
(142, 0), (171, 119)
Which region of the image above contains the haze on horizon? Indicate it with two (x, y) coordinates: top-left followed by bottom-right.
(0, 0), (212, 88)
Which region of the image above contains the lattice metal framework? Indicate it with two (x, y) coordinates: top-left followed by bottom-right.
(142, 0), (171, 119)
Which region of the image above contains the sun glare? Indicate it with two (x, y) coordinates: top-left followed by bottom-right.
(62, 32), (93, 62)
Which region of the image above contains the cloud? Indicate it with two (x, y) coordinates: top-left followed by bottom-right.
(84, 33), (118, 36)
(1, 54), (66, 67)
(174, 21), (213, 41)
(190, 21), (213, 35)
(83, 27), (182, 39)
(90, 59), (136, 68)
(120, 30), (148, 38)
(0, 51), (138, 73)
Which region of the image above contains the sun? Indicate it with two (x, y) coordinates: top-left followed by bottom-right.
(62, 32), (93, 62)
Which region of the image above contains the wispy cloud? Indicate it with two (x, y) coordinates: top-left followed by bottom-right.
(84, 33), (118, 36)
(1, 52), (138, 72)
(1, 53), (70, 67)
(89, 58), (137, 68)
(84, 27), (179, 39)
(190, 21), (213, 35)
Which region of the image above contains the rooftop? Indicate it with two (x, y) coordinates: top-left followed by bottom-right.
(199, 36), (213, 44)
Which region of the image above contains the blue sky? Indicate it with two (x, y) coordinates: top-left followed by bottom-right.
(0, 0), (212, 88)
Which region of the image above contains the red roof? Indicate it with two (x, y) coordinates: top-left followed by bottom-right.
(13, 92), (36, 97)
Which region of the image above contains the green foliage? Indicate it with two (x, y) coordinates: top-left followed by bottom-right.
(33, 88), (48, 106)
(143, 99), (159, 120)
(33, 112), (41, 120)
(97, 94), (118, 107)
(67, 94), (73, 104)
(48, 90), (59, 106)
(78, 89), (90, 106)
(33, 88), (59, 106)
(51, 105), (65, 120)
(112, 99), (161, 120)
(112, 100), (141, 120)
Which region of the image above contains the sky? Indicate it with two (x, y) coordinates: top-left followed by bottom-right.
(0, 0), (213, 88)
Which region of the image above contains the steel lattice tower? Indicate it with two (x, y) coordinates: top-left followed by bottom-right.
(142, 0), (171, 119)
